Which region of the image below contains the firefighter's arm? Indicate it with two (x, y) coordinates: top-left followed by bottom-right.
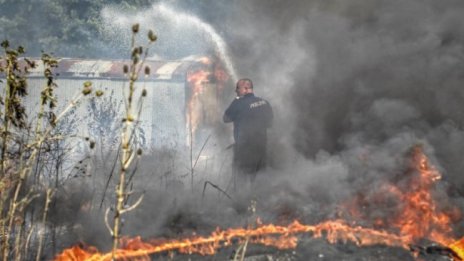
(223, 99), (238, 123)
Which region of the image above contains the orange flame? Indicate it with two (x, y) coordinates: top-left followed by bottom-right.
(55, 145), (464, 260)
(391, 145), (454, 245)
(54, 219), (464, 260)
(187, 70), (210, 95)
(450, 237), (464, 260)
(186, 69), (210, 138)
(341, 145), (459, 245)
(185, 56), (230, 146)
(54, 220), (410, 261)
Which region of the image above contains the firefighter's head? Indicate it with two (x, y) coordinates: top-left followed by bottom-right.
(236, 78), (253, 97)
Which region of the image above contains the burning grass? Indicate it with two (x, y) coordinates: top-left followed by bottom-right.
(54, 145), (464, 261)
(53, 220), (464, 261)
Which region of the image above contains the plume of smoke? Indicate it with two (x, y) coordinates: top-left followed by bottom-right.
(217, 0), (464, 193)
(26, 0), (464, 249)
(92, 0), (464, 226)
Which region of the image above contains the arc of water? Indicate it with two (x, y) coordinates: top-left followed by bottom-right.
(156, 4), (238, 83)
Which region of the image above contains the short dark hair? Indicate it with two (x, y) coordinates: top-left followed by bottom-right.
(236, 78), (253, 89)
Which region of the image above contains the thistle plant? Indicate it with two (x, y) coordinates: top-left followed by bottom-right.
(0, 41), (36, 261)
(0, 40), (32, 175)
(0, 41), (98, 261)
(108, 24), (157, 259)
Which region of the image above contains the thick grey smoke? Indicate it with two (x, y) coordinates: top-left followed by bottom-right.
(17, 0), (464, 256)
(215, 0), (464, 192)
(74, 0), (464, 238)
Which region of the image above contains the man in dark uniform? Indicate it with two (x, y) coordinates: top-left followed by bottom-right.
(223, 78), (273, 185)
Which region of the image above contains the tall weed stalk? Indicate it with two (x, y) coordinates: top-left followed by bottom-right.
(109, 24), (157, 259)
(0, 41), (94, 261)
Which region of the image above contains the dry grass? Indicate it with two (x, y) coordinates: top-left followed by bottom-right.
(0, 24), (159, 259)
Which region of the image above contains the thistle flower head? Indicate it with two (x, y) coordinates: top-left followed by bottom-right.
(148, 30), (157, 42)
(132, 23), (140, 33)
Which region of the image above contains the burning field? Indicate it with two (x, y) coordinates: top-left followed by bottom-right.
(3, 1), (464, 261)
(36, 1), (464, 258)
(53, 145), (464, 260)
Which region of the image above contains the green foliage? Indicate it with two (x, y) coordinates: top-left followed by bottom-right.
(0, 0), (153, 57)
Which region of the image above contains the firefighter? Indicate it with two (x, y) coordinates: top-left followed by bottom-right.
(223, 78), (273, 188)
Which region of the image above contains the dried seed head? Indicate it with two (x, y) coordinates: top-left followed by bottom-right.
(82, 89), (91, 95)
(148, 30), (157, 42)
(132, 23), (140, 33)
(142, 88), (147, 97)
(137, 148), (143, 156)
(83, 81), (92, 88)
(89, 140), (96, 149)
(1, 40), (9, 48)
(82, 87), (92, 95)
(144, 66), (150, 76)
(17, 46), (25, 54)
(49, 111), (57, 127)
(44, 68), (52, 78)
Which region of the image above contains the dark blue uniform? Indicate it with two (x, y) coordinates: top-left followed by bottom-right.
(223, 93), (273, 175)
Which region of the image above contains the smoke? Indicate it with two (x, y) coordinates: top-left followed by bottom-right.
(90, 0), (464, 230)
(16, 0), (464, 256)
(210, 0), (464, 192)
